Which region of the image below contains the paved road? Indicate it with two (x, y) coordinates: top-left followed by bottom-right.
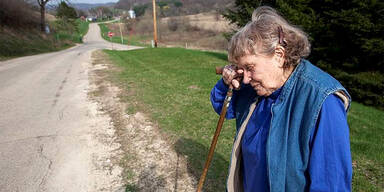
(0, 23), (140, 192)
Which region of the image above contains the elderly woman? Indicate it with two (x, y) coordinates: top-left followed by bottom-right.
(210, 6), (352, 192)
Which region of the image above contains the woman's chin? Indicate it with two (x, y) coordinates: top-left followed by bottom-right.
(254, 88), (269, 97)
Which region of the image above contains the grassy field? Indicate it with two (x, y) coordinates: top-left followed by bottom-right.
(105, 48), (384, 192)
(98, 23), (150, 47)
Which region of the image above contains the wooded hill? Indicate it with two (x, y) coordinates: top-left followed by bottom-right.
(70, 3), (115, 11)
(115, 0), (233, 16)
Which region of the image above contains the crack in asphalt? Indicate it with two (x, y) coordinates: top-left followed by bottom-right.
(37, 144), (53, 191)
(58, 105), (68, 121)
(50, 63), (72, 109)
(0, 134), (58, 145)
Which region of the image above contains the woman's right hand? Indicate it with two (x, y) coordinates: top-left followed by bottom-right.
(222, 65), (243, 90)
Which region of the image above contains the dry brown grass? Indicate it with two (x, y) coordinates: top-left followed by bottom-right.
(117, 11), (232, 51)
(161, 12), (236, 33)
(0, 0), (40, 28)
(158, 12), (231, 51)
(45, 13), (57, 22)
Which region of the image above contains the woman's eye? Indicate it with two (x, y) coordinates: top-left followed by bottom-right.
(246, 66), (254, 72)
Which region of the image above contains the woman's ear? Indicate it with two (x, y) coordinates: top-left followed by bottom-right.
(274, 46), (285, 66)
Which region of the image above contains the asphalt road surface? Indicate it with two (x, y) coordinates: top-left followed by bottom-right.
(0, 23), (141, 192)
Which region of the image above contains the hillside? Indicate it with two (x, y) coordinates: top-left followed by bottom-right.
(0, 19), (89, 60)
(115, 0), (233, 15)
(0, 1), (89, 60)
(160, 12), (235, 33)
(100, 10), (233, 52)
(70, 3), (116, 10)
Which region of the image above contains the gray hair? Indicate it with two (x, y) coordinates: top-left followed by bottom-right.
(228, 6), (311, 68)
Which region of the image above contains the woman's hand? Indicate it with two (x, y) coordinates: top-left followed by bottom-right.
(222, 65), (243, 90)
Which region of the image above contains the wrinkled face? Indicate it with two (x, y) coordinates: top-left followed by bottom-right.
(237, 54), (287, 96)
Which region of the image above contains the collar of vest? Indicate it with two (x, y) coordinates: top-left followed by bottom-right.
(275, 59), (351, 111)
(274, 59), (306, 105)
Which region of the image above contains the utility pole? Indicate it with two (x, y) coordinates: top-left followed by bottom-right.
(119, 22), (124, 44)
(152, 0), (158, 47)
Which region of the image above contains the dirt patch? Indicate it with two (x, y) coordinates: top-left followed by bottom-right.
(89, 50), (196, 191)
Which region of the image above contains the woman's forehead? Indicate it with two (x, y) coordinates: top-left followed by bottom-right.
(238, 54), (269, 62)
(233, 55), (255, 68)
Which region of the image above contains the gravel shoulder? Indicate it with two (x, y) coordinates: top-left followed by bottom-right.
(89, 50), (197, 191)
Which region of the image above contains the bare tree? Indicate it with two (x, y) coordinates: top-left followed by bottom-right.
(37, 0), (50, 32)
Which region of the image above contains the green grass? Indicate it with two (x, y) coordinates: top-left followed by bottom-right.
(98, 23), (150, 47)
(0, 29), (72, 58)
(77, 19), (90, 39)
(53, 19), (89, 43)
(348, 102), (384, 191)
(95, 17), (114, 23)
(0, 56), (13, 61)
(104, 47), (384, 192)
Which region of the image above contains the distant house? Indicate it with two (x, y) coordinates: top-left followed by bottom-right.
(128, 9), (136, 19)
(86, 17), (97, 22)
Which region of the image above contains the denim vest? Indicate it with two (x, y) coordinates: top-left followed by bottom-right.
(227, 60), (351, 192)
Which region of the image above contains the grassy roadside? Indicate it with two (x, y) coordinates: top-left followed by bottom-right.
(105, 48), (384, 192)
(98, 23), (150, 47)
(76, 19), (89, 42)
(51, 19), (89, 44)
(0, 19), (89, 60)
(0, 29), (73, 61)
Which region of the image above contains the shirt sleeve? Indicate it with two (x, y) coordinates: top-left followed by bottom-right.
(308, 94), (352, 192)
(210, 78), (236, 119)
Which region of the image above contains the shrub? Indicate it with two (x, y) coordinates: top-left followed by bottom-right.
(133, 4), (149, 18)
(56, 1), (77, 20)
(330, 69), (384, 109)
(134, 12), (154, 35)
(51, 19), (78, 34)
(183, 17), (200, 32)
(167, 17), (180, 31)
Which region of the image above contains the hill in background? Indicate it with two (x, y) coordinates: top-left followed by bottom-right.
(115, 0), (233, 16)
(70, 3), (116, 11)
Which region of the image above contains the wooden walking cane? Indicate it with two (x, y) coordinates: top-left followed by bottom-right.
(196, 67), (234, 192)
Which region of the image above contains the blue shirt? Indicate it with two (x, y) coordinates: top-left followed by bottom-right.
(210, 79), (352, 191)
